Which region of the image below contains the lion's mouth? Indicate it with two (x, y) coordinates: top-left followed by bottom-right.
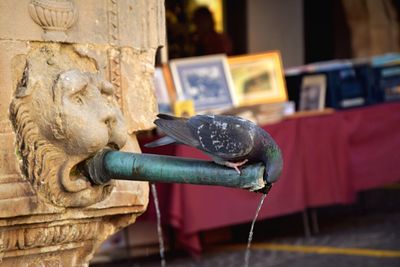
(65, 143), (120, 192)
(61, 161), (90, 192)
(106, 142), (120, 151)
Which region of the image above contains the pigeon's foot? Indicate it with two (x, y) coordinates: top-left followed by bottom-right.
(225, 159), (249, 174)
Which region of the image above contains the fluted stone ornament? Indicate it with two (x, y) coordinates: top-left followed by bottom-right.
(28, 0), (78, 41)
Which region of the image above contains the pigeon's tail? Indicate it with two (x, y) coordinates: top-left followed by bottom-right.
(157, 113), (180, 120)
(144, 135), (176, 147)
(153, 114), (200, 147)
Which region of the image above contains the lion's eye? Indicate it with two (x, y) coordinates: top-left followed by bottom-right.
(73, 94), (84, 105)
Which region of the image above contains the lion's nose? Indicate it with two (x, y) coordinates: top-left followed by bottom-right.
(100, 105), (117, 127)
(104, 116), (116, 128)
(103, 113), (127, 150)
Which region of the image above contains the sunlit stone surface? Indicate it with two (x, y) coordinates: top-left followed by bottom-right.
(0, 0), (164, 266)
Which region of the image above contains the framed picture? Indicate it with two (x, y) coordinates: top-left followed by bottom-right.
(169, 54), (237, 112)
(153, 66), (173, 114)
(228, 51), (288, 106)
(299, 74), (327, 111)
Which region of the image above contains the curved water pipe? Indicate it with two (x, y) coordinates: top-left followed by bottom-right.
(81, 149), (271, 193)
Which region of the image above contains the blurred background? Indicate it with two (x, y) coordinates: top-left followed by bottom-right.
(163, 0), (400, 64)
(91, 0), (400, 266)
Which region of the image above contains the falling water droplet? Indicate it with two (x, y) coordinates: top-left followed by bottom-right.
(151, 183), (166, 267)
(244, 193), (267, 267)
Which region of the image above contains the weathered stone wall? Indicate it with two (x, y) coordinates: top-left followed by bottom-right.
(0, 0), (165, 266)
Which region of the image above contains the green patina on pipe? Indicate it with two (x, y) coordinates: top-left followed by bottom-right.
(83, 149), (270, 193)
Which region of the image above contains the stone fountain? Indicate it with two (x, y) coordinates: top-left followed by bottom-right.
(0, 0), (165, 266)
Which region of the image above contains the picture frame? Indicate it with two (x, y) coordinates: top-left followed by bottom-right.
(169, 54), (237, 112)
(228, 51), (288, 106)
(153, 66), (173, 114)
(299, 74), (327, 111)
(380, 66), (400, 102)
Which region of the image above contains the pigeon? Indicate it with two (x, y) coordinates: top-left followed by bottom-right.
(145, 114), (283, 183)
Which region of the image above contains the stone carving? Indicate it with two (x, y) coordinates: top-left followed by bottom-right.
(3, 221), (100, 250)
(107, 0), (123, 107)
(28, 0), (78, 41)
(108, 48), (122, 107)
(107, 0), (120, 46)
(9, 44), (127, 207)
(1, 0), (165, 265)
(27, 257), (62, 267)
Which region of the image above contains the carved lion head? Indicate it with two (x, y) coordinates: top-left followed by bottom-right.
(9, 44), (128, 207)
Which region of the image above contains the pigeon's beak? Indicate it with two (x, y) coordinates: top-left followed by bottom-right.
(266, 164), (282, 183)
(264, 148), (283, 183)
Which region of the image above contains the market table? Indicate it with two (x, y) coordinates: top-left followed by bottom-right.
(139, 102), (400, 255)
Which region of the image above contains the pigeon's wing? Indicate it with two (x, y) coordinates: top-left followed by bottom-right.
(153, 114), (200, 147)
(187, 115), (255, 160)
(144, 135), (176, 148)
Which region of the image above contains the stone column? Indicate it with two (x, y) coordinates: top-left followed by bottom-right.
(0, 0), (165, 266)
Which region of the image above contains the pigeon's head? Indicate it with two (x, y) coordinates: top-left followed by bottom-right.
(264, 145), (283, 183)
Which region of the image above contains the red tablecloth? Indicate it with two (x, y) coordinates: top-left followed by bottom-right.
(139, 102), (400, 255)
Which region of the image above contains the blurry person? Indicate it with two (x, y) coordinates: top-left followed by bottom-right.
(191, 6), (232, 56)
(342, 0), (400, 57)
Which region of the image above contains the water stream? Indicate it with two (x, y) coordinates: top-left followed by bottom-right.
(244, 193), (267, 267)
(150, 183), (267, 267)
(150, 183), (166, 267)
